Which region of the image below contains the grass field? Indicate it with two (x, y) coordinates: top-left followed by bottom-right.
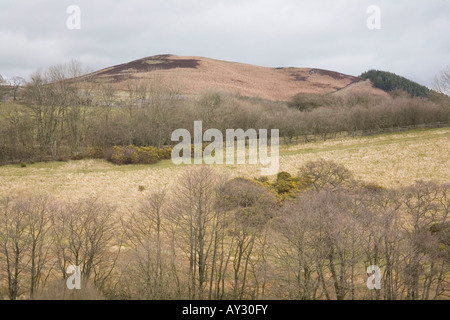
(1, 127), (449, 214)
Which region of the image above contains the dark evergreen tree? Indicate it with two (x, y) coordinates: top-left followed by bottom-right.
(360, 69), (430, 97)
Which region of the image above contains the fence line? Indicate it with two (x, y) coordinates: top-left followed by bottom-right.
(285, 121), (450, 145)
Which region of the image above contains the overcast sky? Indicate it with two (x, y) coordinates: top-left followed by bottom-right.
(0, 0), (448, 87)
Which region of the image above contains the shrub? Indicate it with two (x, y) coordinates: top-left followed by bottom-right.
(255, 176), (269, 184)
(20, 162), (26, 168)
(272, 171), (300, 197)
(111, 146), (130, 165)
(109, 145), (167, 165)
(218, 177), (277, 229)
(131, 146), (159, 164)
(157, 147), (173, 160)
(277, 171), (292, 181)
(88, 146), (105, 159)
(104, 148), (113, 162)
(71, 153), (84, 161)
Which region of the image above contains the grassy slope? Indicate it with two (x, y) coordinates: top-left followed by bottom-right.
(0, 127), (448, 213)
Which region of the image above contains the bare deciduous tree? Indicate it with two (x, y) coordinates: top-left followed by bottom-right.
(0, 195), (53, 299)
(218, 177), (277, 299)
(51, 198), (120, 291)
(298, 159), (354, 191)
(433, 65), (450, 96)
(9, 76), (24, 101)
(168, 166), (225, 299)
(121, 189), (179, 299)
(0, 74), (7, 101)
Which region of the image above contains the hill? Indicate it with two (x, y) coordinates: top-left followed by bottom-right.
(86, 54), (389, 101)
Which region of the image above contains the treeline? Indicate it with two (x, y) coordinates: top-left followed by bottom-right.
(282, 92), (449, 142)
(360, 69), (430, 98)
(0, 160), (448, 300)
(0, 62), (449, 164)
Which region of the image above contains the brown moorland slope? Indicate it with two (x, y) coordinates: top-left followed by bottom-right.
(86, 54), (388, 101)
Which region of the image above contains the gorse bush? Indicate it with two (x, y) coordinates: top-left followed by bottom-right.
(130, 146), (160, 164)
(108, 145), (170, 165)
(277, 171), (292, 181)
(157, 146), (173, 160)
(272, 171), (300, 197)
(87, 146), (105, 159)
(110, 146), (131, 165)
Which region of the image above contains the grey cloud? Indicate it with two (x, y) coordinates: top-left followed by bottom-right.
(0, 0), (448, 87)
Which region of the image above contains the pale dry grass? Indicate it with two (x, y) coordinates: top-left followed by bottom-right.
(280, 128), (450, 187)
(0, 161), (186, 214)
(0, 128), (448, 215)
